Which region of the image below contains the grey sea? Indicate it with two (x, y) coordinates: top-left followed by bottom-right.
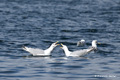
(0, 0), (120, 80)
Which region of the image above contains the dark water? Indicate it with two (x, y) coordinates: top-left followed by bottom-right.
(0, 0), (120, 80)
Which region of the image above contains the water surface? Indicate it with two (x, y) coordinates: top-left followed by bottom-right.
(0, 0), (120, 80)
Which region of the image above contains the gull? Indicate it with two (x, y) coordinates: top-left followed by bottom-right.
(22, 41), (59, 56)
(77, 39), (85, 46)
(60, 40), (99, 57)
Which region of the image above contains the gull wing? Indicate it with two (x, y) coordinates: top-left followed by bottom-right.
(23, 47), (45, 56)
(70, 48), (94, 56)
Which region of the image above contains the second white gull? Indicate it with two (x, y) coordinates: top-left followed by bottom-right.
(60, 40), (99, 57)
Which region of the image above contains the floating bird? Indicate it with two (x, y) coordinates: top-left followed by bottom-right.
(22, 41), (59, 56)
(60, 40), (99, 57)
(77, 39), (85, 46)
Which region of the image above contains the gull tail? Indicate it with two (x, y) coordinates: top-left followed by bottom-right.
(22, 45), (28, 51)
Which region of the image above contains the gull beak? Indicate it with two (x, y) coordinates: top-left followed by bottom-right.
(55, 41), (59, 44)
(97, 42), (101, 45)
(61, 43), (63, 46)
(55, 41), (59, 45)
(57, 44), (60, 45)
(60, 43), (63, 48)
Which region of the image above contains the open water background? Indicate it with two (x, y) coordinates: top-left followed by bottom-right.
(0, 0), (120, 80)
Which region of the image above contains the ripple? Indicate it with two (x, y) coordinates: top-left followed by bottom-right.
(0, 70), (18, 74)
(48, 71), (66, 75)
(61, 29), (79, 32)
(63, 65), (84, 69)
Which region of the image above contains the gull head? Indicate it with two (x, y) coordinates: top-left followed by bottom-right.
(77, 39), (85, 46)
(51, 41), (59, 48)
(92, 40), (100, 45)
(92, 40), (97, 44)
(92, 40), (100, 51)
(60, 43), (68, 50)
(92, 40), (97, 48)
(81, 39), (85, 42)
